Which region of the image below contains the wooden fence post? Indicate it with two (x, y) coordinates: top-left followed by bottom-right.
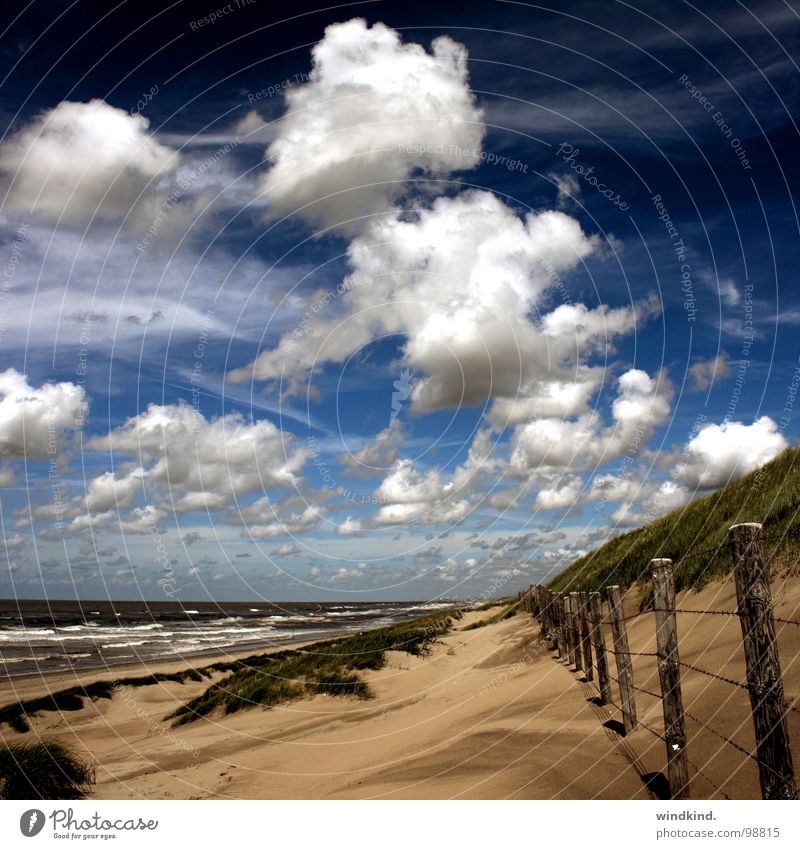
(549, 590), (559, 655)
(588, 591), (612, 705)
(564, 594), (576, 666)
(606, 585), (637, 733)
(579, 591), (593, 682)
(544, 588), (551, 635)
(652, 558), (690, 800)
(553, 592), (563, 658)
(570, 591), (583, 672)
(729, 523), (798, 800)
(541, 588), (553, 648)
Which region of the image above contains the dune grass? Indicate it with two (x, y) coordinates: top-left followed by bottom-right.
(0, 670), (203, 733)
(168, 610), (458, 726)
(0, 739), (95, 799)
(549, 445), (800, 599)
(0, 612), (460, 733)
(461, 601), (520, 630)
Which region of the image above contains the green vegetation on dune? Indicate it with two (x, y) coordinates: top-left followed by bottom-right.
(549, 446), (800, 597)
(0, 670), (204, 733)
(0, 612), (460, 733)
(461, 601), (519, 630)
(0, 740), (95, 799)
(168, 611), (457, 726)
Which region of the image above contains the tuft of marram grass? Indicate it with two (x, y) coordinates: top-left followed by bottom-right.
(168, 611), (456, 726)
(0, 670), (204, 733)
(0, 739), (95, 799)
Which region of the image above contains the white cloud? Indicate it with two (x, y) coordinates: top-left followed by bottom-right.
(588, 472), (653, 504)
(509, 368), (671, 476)
(364, 427), (501, 529)
(376, 459), (446, 505)
(270, 542), (300, 557)
(228, 17), (662, 455)
(0, 534), (27, 556)
(0, 99), (178, 225)
(72, 404), (311, 536)
(609, 502), (646, 528)
(231, 190), (606, 415)
(549, 171), (581, 209)
(641, 480), (694, 517)
(258, 18), (484, 230)
(336, 516), (364, 536)
(689, 354), (730, 392)
(487, 378), (601, 428)
(0, 368), (86, 460)
(87, 403), (308, 502)
(340, 421), (405, 476)
(534, 475), (584, 511)
(83, 468), (144, 512)
(232, 502), (323, 539)
(674, 416), (787, 490)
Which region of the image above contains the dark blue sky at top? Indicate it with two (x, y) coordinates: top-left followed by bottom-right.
(3, 0), (796, 422)
(0, 0), (798, 599)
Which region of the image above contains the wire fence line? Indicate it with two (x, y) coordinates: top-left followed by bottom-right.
(607, 661), (772, 799)
(524, 521), (800, 801)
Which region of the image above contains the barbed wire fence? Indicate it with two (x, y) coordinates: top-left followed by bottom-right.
(519, 522), (799, 801)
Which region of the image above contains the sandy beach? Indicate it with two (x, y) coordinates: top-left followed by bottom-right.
(2, 578), (799, 800)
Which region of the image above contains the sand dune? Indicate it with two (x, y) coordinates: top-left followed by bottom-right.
(2, 577), (799, 800)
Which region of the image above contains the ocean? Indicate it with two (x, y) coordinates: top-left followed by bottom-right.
(0, 599), (458, 677)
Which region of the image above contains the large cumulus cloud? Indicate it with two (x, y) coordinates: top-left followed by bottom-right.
(258, 18), (484, 230)
(0, 99), (178, 225)
(674, 416), (788, 490)
(230, 189), (619, 414)
(0, 368), (86, 460)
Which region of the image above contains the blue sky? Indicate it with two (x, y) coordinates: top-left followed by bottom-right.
(0, 0), (798, 601)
